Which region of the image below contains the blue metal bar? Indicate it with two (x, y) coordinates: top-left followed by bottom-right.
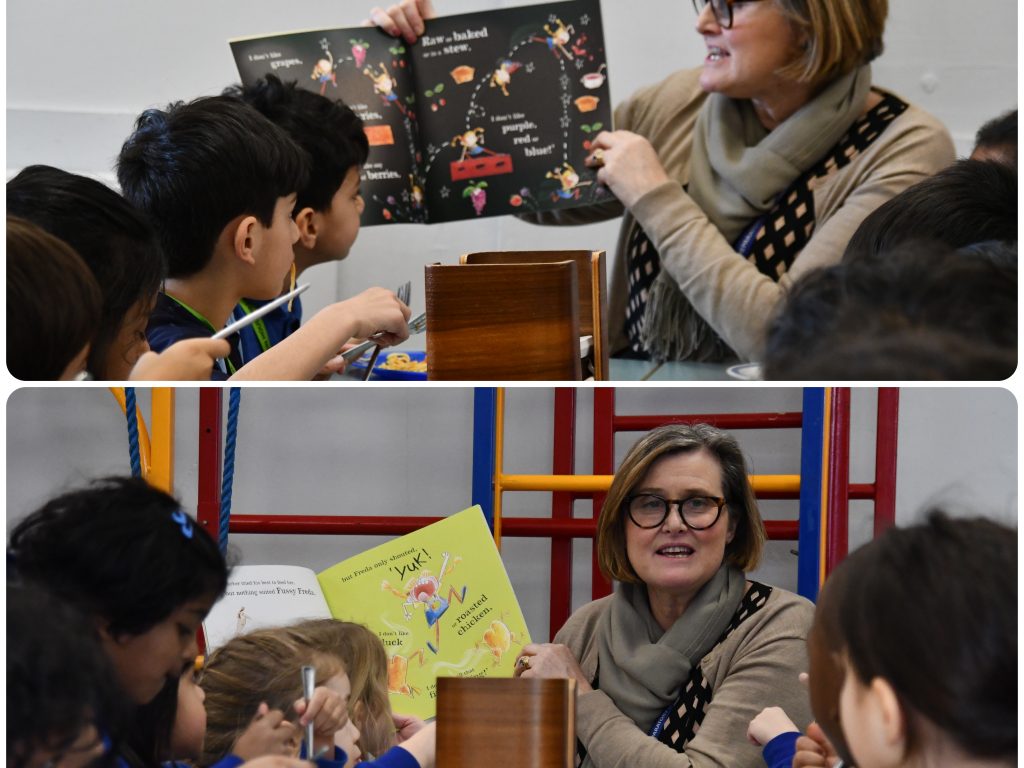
(797, 388), (826, 601)
(471, 388), (499, 532)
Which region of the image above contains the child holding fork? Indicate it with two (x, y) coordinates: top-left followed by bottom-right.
(118, 94), (410, 380)
(222, 75), (388, 376)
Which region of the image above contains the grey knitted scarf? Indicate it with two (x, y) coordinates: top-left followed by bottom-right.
(640, 66), (872, 362)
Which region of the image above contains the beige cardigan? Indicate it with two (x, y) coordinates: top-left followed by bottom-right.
(530, 68), (955, 360)
(554, 585), (815, 768)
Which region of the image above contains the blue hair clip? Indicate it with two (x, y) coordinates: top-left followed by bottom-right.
(171, 510), (195, 539)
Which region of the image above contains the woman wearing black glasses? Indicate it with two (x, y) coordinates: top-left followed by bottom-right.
(370, 0), (953, 366)
(515, 423), (812, 767)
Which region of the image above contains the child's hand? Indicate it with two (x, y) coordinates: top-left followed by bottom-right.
(392, 712), (427, 742)
(793, 722), (842, 768)
(239, 757), (313, 768)
(318, 341), (360, 378)
(340, 287), (411, 346)
(292, 686), (348, 749)
(746, 706), (799, 746)
(393, 720), (436, 768)
(129, 338), (231, 380)
(233, 702), (300, 760)
(364, 0), (436, 44)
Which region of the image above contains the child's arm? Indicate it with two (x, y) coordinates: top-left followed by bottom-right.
(229, 288), (410, 381)
(129, 338), (232, 380)
(392, 712), (428, 743)
(384, 721), (435, 768)
(748, 706), (800, 768)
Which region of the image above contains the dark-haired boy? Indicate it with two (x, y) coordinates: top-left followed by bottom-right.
(7, 164), (228, 381)
(223, 75), (370, 364)
(117, 95), (409, 381)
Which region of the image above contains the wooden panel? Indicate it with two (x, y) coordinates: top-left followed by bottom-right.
(426, 262), (582, 380)
(436, 677), (576, 768)
(461, 250), (609, 379)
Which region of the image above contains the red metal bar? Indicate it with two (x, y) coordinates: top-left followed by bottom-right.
(229, 514), (800, 540)
(613, 412), (803, 432)
(231, 515), (442, 536)
(591, 389), (615, 599)
(196, 389), (223, 543)
(549, 388), (576, 639)
(873, 388), (900, 536)
(825, 389), (851, 574)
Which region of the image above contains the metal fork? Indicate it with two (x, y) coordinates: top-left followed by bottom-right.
(362, 282), (411, 380)
(343, 311), (427, 364)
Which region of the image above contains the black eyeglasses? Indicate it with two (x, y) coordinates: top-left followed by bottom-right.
(692, 0), (766, 29)
(624, 494), (727, 530)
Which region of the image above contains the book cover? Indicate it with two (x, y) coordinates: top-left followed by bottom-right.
(229, 0), (612, 226)
(317, 506), (531, 720)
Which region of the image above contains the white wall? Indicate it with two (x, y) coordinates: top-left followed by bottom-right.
(5, 386), (1016, 640)
(6, 0), (1017, 319)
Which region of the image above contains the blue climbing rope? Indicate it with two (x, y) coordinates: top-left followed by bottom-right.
(219, 387), (242, 555)
(125, 387), (141, 478)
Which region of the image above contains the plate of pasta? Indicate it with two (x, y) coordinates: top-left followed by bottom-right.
(349, 350), (428, 381)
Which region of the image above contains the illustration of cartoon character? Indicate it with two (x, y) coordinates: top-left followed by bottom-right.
(235, 606), (249, 634)
(546, 162), (592, 201)
(409, 175), (425, 209)
(311, 40), (338, 95)
(475, 612), (522, 665)
(350, 38), (370, 68)
(463, 181), (489, 216)
(364, 63), (399, 103)
(450, 128), (498, 162)
(387, 649), (426, 697)
(534, 18), (575, 60)
(489, 60), (523, 97)
(382, 551), (467, 654)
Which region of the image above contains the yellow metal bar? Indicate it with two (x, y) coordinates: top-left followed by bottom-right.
(149, 388), (176, 493)
(492, 388), (505, 549)
(107, 387), (152, 479)
(819, 388), (833, 587)
(497, 473), (801, 494)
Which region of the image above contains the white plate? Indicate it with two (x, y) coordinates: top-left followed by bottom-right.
(726, 363), (763, 381)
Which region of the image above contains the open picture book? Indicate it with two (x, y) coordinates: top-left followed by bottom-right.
(202, 506), (531, 720)
(230, 0), (612, 225)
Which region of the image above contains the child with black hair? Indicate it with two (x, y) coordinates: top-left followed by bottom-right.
(8, 582), (125, 768)
(815, 512), (1015, 767)
(763, 239), (1017, 380)
(971, 108), (1016, 168)
(8, 476), (230, 708)
(116, 96), (410, 381)
(753, 512), (1016, 768)
(7, 215), (102, 380)
(842, 159), (1017, 264)
(7, 165), (229, 380)
(8, 477), (343, 768)
(221, 75), (370, 370)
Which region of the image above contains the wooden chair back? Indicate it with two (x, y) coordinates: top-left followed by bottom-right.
(460, 250), (609, 379)
(436, 676), (577, 768)
(425, 261), (582, 380)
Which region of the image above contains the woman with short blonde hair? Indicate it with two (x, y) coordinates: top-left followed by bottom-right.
(372, 0), (954, 366)
(514, 424), (814, 767)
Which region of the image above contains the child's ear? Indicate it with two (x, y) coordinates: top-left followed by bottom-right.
(868, 676), (907, 759)
(294, 207), (319, 249)
(232, 215), (261, 266)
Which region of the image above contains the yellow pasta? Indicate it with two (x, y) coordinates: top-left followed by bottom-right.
(377, 352), (428, 373)
(287, 263), (297, 311)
